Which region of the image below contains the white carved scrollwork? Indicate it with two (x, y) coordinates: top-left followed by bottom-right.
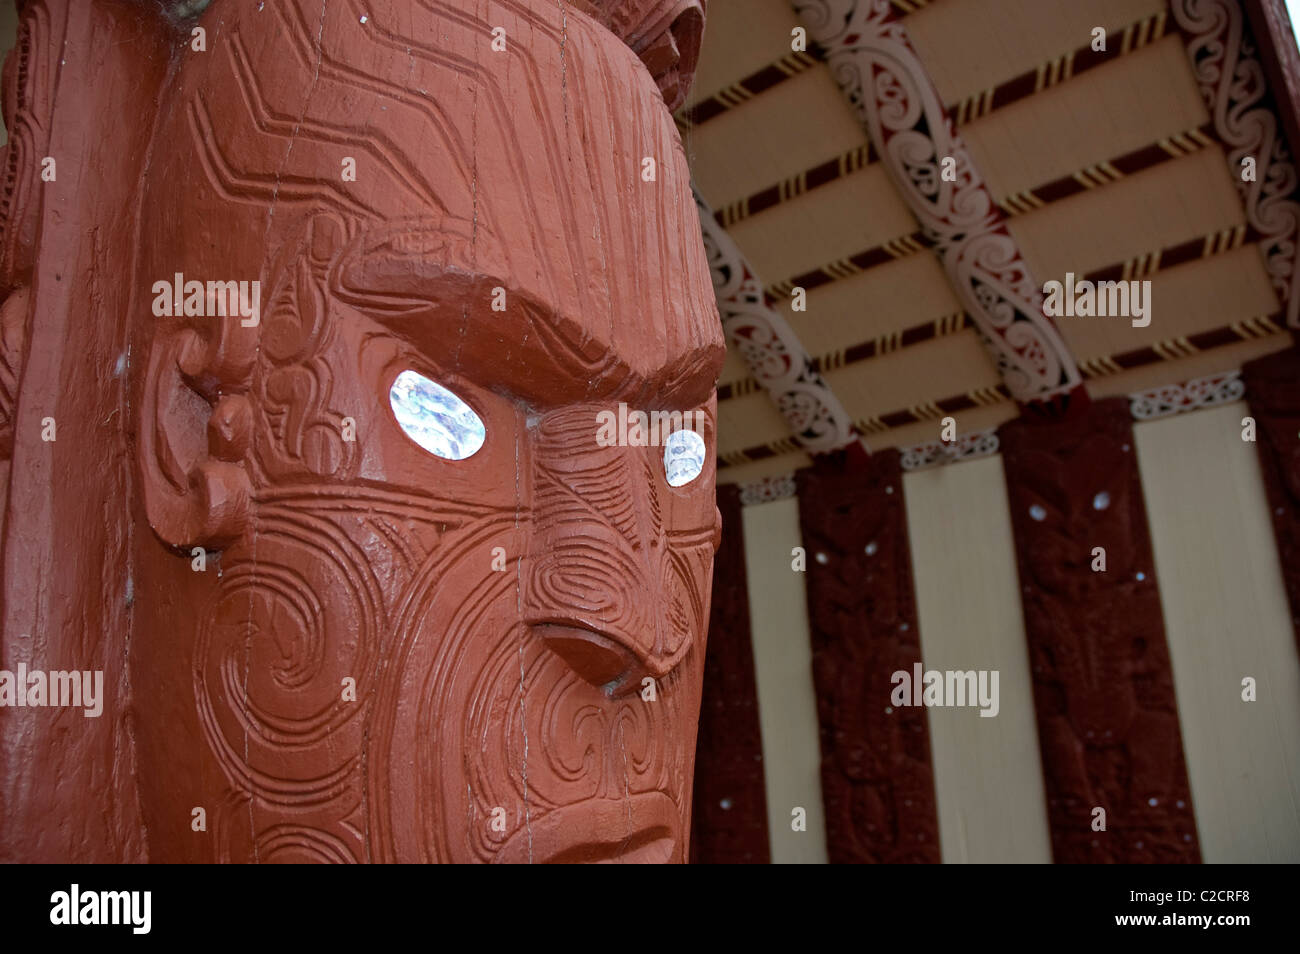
(1128, 370), (1245, 420)
(1172, 0), (1300, 328)
(695, 188), (856, 453)
(899, 427), (1000, 471)
(793, 0), (1083, 403)
(738, 473), (798, 506)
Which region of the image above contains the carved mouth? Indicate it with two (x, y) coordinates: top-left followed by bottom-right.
(492, 792), (681, 864)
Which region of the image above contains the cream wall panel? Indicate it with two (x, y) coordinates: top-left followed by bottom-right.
(742, 496), (828, 863)
(903, 455), (1053, 863)
(1135, 402), (1300, 862)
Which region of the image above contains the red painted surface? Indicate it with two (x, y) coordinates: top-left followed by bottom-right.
(1244, 342), (1300, 650)
(1000, 399), (1201, 863)
(0, 0), (723, 864)
(690, 484), (771, 864)
(797, 449), (941, 864)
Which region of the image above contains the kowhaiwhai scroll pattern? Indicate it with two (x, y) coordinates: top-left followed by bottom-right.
(1172, 0), (1300, 328)
(695, 188), (856, 453)
(793, 0), (1083, 403)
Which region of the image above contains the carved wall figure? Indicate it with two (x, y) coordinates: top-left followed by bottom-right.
(796, 447), (941, 864)
(1000, 400), (1201, 863)
(0, 0), (724, 863)
(1243, 345), (1300, 647)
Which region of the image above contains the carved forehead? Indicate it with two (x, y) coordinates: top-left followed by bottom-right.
(142, 0), (724, 392)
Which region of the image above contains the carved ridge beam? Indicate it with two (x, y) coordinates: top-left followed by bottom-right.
(1243, 0), (1300, 160)
(696, 187), (857, 455)
(792, 0), (1084, 408)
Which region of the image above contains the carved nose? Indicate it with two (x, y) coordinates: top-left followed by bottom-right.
(534, 623), (649, 696)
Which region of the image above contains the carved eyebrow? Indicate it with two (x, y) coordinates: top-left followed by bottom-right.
(333, 223), (721, 410)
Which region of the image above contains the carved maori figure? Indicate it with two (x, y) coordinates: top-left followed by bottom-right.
(0, 0), (724, 863)
(1000, 401), (1200, 863)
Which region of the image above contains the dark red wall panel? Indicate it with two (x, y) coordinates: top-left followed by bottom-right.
(1244, 343), (1300, 649)
(1000, 398), (1201, 863)
(690, 484), (771, 864)
(797, 447), (940, 863)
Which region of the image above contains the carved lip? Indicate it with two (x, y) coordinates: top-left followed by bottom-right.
(492, 792), (681, 864)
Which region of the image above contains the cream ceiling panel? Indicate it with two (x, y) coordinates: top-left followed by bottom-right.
(781, 252), (963, 359)
(906, 0), (1167, 108)
(1086, 336), (1292, 401)
(717, 389), (797, 456)
(825, 331), (1003, 419)
(1008, 146), (1246, 282)
(727, 165), (918, 284)
(960, 36), (1209, 202)
(684, 0), (803, 110)
(1054, 245), (1280, 361)
(685, 68), (866, 209)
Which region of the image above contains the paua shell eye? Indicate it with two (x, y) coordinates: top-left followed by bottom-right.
(663, 428), (705, 486)
(389, 369), (486, 461)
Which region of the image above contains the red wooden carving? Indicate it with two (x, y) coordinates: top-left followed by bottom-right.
(0, 0), (724, 864)
(1243, 342), (1300, 648)
(796, 447), (941, 863)
(1000, 399), (1201, 863)
(690, 484), (771, 864)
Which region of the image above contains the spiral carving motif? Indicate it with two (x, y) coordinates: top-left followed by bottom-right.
(1172, 0), (1300, 328)
(793, 0), (1083, 403)
(695, 188), (856, 453)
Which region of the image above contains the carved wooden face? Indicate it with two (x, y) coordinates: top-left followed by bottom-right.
(129, 0), (724, 862)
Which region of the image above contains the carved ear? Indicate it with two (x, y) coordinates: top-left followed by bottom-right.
(138, 325), (255, 550)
